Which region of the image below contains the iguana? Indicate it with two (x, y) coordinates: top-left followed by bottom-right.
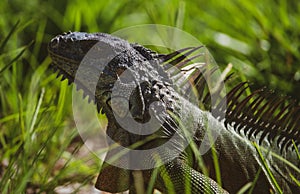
(48, 31), (300, 193)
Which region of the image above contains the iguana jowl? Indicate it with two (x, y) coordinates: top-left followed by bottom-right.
(48, 31), (300, 193)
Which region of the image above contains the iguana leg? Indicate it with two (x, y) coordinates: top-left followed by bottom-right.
(95, 124), (132, 193)
(157, 159), (229, 194)
(95, 161), (131, 192)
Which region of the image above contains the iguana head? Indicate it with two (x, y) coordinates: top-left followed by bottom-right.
(48, 31), (132, 61)
(48, 31), (174, 126)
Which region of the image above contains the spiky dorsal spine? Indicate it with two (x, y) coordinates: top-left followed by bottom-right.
(160, 46), (300, 151)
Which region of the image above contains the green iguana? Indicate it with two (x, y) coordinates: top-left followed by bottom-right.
(48, 31), (300, 193)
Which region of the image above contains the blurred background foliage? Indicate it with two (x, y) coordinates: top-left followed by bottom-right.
(1, 0), (299, 98)
(0, 0), (299, 193)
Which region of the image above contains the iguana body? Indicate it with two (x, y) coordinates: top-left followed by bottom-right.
(48, 31), (300, 193)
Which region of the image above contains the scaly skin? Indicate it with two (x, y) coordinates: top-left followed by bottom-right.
(48, 31), (299, 193)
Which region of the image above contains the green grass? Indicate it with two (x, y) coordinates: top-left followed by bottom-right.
(0, 0), (299, 193)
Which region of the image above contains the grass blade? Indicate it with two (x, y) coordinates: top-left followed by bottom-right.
(0, 20), (20, 53)
(0, 41), (34, 75)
